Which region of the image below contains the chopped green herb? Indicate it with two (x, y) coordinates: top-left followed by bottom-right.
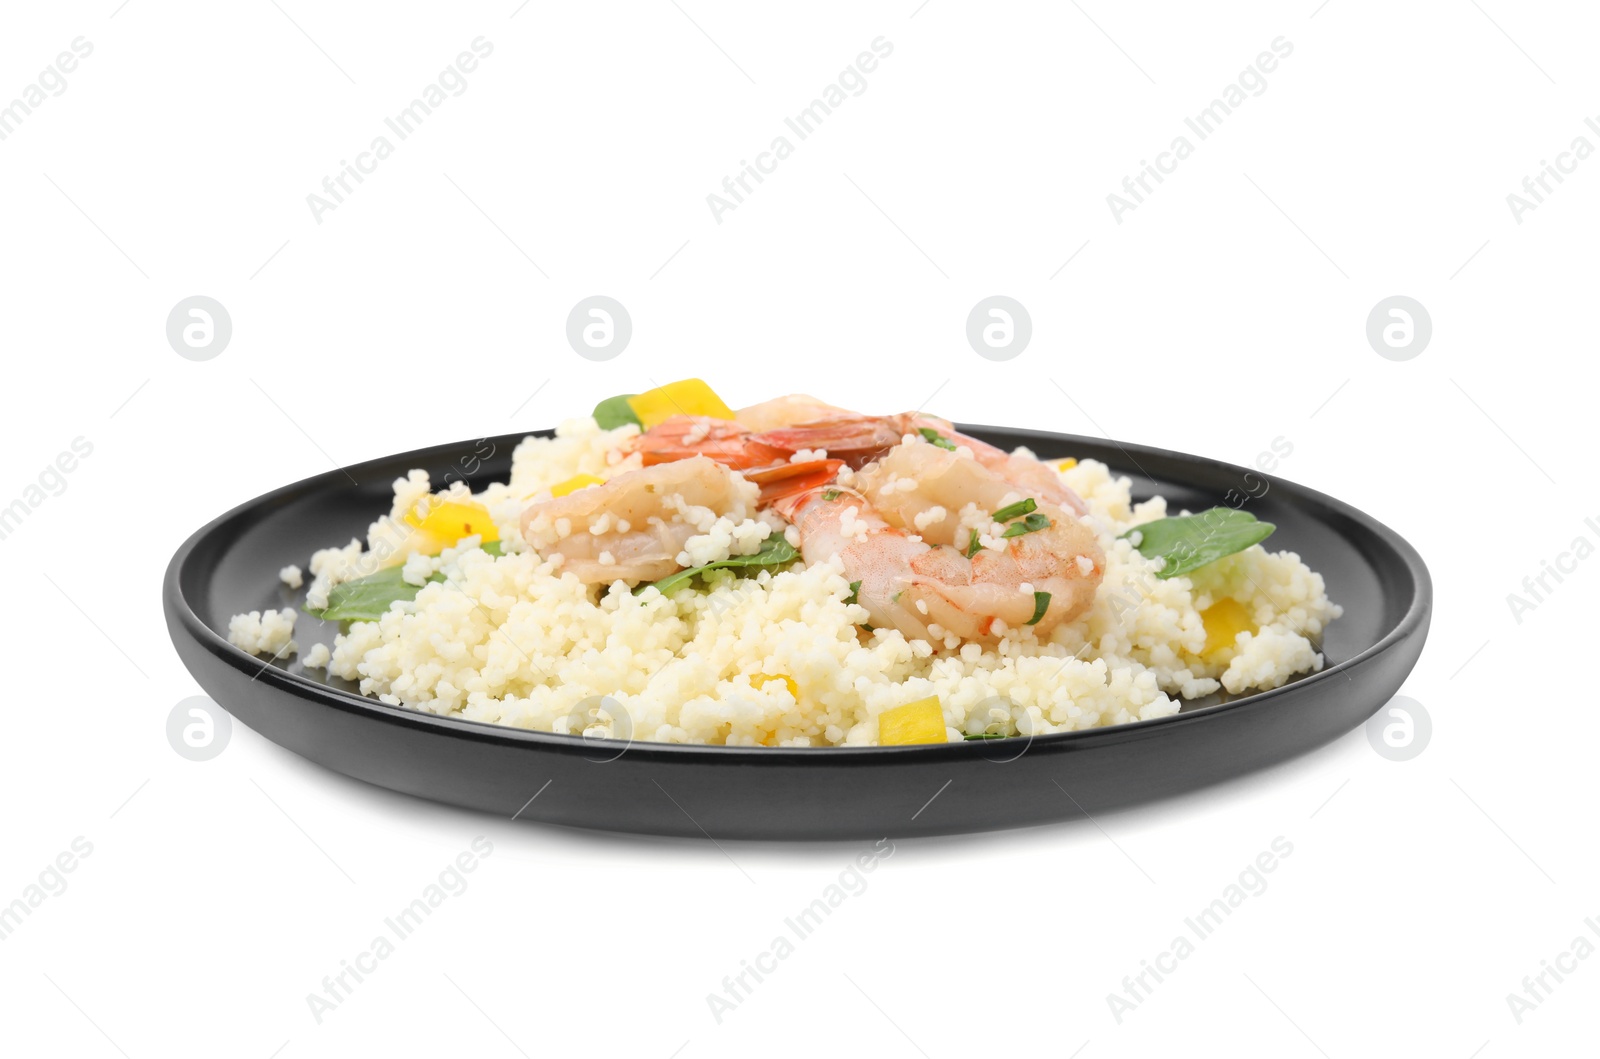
(1120, 507), (1276, 580)
(965, 528), (983, 558)
(640, 536), (799, 595)
(844, 580), (862, 606)
(1026, 590), (1051, 625)
(592, 394), (642, 430)
(822, 489), (842, 501)
(917, 427), (957, 451)
(305, 540), (504, 623)
(890, 590), (903, 604)
(1001, 512), (1052, 538)
(963, 732), (1008, 740)
(991, 497), (1037, 522)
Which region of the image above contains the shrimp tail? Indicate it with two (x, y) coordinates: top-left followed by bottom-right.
(752, 415), (906, 469)
(633, 416), (789, 470)
(744, 459), (845, 506)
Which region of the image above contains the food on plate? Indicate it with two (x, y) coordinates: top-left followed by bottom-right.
(230, 380), (1340, 747)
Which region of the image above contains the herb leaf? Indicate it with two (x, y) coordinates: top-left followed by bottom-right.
(642, 536), (799, 595)
(822, 489), (842, 501)
(305, 540), (504, 623)
(918, 427), (957, 451)
(593, 394), (641, 430)
(965, 528), (983, 558)
(1026, 590), (1051, 625)
(991, 498), (1037, 522)
(1001, 512), (1051, 539)
(963, 732), (1009, 740)
(844, 580), (862, 606)
(1121, 507), (1276, 580)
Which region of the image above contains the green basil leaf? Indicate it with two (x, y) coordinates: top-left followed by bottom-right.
(991, 498), (1037, 522)
(1026, 590), (1051, 625)
(1001, 512), (1051, 539)
(1120, 507), (1276, 580)
(304, 566), (419, 623)
(641, 536), (800, 596)
(305, 539), (504, 623)
(965, 528), (983, 558)
(593, 394), (641, 430)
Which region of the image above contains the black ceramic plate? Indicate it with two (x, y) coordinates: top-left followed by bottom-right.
(164, 427), (1430, 840)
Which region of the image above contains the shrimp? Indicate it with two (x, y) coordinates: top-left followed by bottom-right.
(903, 413), (1089, 517)
(734, 394), (856, 432)
(774, 443), (1104, 643)
(754, 408), (1090, 514)
(633, 416), (789, 470)
(630, 415), (846, 507)
(519, 456), (758, 584)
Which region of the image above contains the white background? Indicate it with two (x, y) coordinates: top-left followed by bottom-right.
(1, 1), (1594, 1055)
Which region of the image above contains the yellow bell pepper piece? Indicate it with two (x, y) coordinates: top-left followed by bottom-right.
(1055, 457), (1077, 471)
(551, 473), (604, 497)
(878, 696), (947, 745)
(1200, 598), (1256, 656)
(752, 673), (799, 701)
(627, 378), (735, 429)
(396, 498), (498, 562)
(405, 498), (499, 542)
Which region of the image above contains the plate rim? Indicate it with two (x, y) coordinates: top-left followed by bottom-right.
(165, 424), (1432, 762)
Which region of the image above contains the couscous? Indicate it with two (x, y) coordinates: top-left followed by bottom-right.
(230, 382), (1340, 747)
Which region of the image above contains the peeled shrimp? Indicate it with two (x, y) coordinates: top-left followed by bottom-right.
(752, 409), (1090, 514)
(630, 416), (844, 506)
(520, 456), (757, 584)
(733, 394), (856, 432)
(775, 444), (1104, 643)
(906, 414), (1090, 517)
(633, 416), (789, 470)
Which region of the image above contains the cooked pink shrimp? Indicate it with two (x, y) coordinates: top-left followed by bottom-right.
(774, 444), (1103, 643)
(733, 394), (857, 432)
(636, 395), (1090, 517)
(520, 456), (757, 584)
(633, 416), (791, 470)
(756, 409), (1089, 515)
(906, 414), (1089, 517)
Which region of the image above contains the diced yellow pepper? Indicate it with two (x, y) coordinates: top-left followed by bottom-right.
(405, 498), (499, 542)
(1056, 457), (1077, 471)
(388, 498), (499, 564)
(752, 673), (799, 701)
(551, 473), (604, 497)
(627, 378), (735, 429)
(878, 696), (947, 745)
(1201, 597), (1256, 656)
